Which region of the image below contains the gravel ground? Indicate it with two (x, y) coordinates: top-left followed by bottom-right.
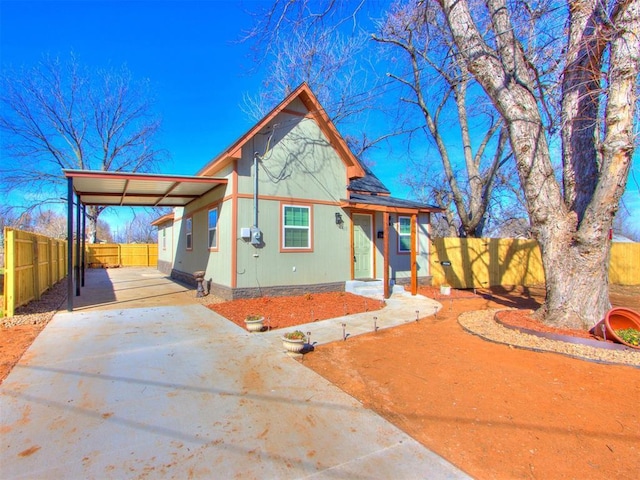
(1, 280), (68, 328)
(459, 309), (640, 367)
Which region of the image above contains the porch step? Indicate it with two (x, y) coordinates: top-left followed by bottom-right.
(345, 280), (405, 299)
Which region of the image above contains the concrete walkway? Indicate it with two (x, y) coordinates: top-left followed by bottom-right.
(1, 269), (469, 479)
(262, 290), (443, 351)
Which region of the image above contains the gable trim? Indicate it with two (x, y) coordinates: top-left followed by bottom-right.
(198, 83), (365, 180)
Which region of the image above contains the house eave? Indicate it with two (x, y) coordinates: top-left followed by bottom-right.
(151, 213), (175, 227)
(340, 200), (441, 215)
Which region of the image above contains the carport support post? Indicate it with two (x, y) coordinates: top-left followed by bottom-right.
(81, 205), (86, 287)
(67, 177), (74, 311)
(75, 193), (81, 297)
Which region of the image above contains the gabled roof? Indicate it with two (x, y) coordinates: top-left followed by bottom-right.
(343, 192), (442, 214)
(197, 83), (365, 179)
(348, 163), (390, 195)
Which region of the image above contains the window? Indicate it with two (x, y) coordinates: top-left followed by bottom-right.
(208, 207), (218, 249)
(185, 217), (193, 250)
(398, 216), (411, 252)
(162, 227), (167, 250)
(283, 205), (310, 249)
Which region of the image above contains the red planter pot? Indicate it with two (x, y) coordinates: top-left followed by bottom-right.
(590, 307), (640, 349)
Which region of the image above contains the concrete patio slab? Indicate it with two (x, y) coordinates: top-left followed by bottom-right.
(1, 269), (468, 479)
(69, 267), (196, 311)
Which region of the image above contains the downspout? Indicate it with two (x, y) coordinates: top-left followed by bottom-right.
(250, 127), (275, 246)
(253, 151), (259, 229)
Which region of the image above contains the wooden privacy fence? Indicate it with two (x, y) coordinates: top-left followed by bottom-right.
(86, 243), (157, 268)
(3, 228), (67, 317)
(2, 236), (157, 317)
(430, 237), (640, 288)
(609, 242), (640, 285)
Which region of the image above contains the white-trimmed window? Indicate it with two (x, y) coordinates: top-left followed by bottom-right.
(162, 227), (167, 250)
(398, 216), (411, 252)
(283, 205), (310, 249)
(185, 217), (193, 250)
(208, 207), (218, 249)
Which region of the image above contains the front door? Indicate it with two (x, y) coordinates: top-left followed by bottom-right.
(353, 214), (373, 279)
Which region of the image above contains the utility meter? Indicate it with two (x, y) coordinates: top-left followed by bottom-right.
(250, 226), (262, 246)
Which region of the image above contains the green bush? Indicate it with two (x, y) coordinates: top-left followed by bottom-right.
(616, 328), (640, 346)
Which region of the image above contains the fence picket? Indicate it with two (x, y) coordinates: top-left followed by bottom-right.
(2, 228), (68, 317)
(430, 237), (638, 288)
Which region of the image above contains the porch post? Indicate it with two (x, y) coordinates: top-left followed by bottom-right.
(67, 177), (74, 311)
(410, 213), (417, 295)
(383, 211), (390, 298)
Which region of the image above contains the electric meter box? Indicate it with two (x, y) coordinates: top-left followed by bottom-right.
(250, 227), (262, 246)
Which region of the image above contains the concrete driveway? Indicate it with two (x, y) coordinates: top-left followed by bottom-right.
(1, 268), (469, 479)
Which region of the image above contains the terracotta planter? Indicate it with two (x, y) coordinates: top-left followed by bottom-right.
(590, 307), (640, 349)
(245, 317), (264, 333)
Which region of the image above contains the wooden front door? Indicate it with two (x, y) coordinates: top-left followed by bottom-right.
(353, 214), (373, 279)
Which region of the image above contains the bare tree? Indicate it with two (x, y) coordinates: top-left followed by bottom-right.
(119, 209), (168, 243)
(244, 0), (517, 237)
(0, 54), (164, 243)
(29, 210), (68, 239)
(373, 1), (514, 237)
(244, 0), (638, 329)
(437, 0), (639, 328)
(242, 0), (414, 158)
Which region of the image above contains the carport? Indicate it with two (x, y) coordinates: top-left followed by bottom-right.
(63, 169), (227, 311)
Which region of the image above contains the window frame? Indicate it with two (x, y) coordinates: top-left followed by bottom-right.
(162, 226), (167, 251)
(207, 207), (219, 251)
(281, 203), (313, 252)
(397, 215), (412, 253)
(185, 216), (193, 251)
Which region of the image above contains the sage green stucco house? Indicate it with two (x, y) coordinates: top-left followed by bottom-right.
(152, 83), (440, 300)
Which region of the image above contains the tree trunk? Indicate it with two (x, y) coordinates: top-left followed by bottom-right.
(438, 0), (639, 330)
(536, 229), (611, 330)
(87, 205), (98, 244)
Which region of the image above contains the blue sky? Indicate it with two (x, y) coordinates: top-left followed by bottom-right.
(1, 0), (638, 231)
(1, 0), (269, 177)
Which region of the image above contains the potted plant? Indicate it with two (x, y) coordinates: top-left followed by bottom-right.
(591, 307), (640, 349)
(440, 283), (451, 296)
(281, 330), (307, 354)
(244, 314), (264, 333)
(617, 328), (640, 347)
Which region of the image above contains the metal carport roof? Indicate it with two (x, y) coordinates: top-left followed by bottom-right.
(63, 169), (227, 207)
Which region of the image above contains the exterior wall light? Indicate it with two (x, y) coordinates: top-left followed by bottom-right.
(335, 212), (344, 225)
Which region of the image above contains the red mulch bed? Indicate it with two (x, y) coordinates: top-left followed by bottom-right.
(208, 291), (386, 330)
(495, 309), (597, 340)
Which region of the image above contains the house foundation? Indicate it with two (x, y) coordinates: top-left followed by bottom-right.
(170, 268), (344, 301)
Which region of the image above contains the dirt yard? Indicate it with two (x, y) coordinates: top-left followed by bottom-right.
(303, 286), (640, 480)
(1, 282), (639, 479)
